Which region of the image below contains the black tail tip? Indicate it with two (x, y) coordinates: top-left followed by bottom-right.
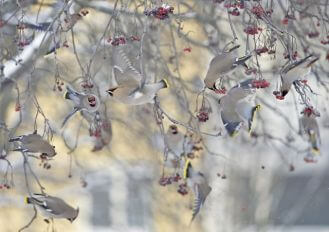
(24, 197), (31, 204)
(64, 91), (71, 99)
(160, 79), (169, 88)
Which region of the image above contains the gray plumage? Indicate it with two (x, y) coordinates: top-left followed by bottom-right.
(25, 193), (79, 222)
(63, 85), (100, 127)
(9, 133), (56, 157)
(219, 79), (259, 136)
(280, 55), (319, 97)
(108, 57), (168, 105)
(204, 45), (252, 90)
(300, 107), (321, 152)
(184, 161), (211, 222)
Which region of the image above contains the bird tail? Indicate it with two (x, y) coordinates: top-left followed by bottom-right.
(310, 133), (320, 154)
(183, 160), (192, 179)
(160, 79), (169, 88)
(24, 197), (32, 204)
(9, 136), (22, 142)
(248, 104), (261, 133)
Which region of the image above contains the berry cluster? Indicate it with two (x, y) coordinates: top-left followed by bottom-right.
(15, 102), (21, 112)
(251, 5), (265, 18)
(81, 81), (94, 89)
(183, 47), (192, 53)
(320, 36), (329, 44)
(158, 174), (181, 186)
(214, 87), (227, 94)
(252, 79), (270, 89)
(224, 2), (245, 9)
(308, 31), (320, 38)
(197, 110), (209, 122)
(229, 8), (240, 16)
(108, 36), (126, 46)
(283, 51), (298, 60)
(107, 35), (140, 46)
(244, 26), (261, 35)
(0, 184), (11, 190)
(304, 156), (317, 163)
(89, 127), (101, 138)
(144, 4), (174, 20)
(177, 183), (188, 195)
(255, 46), (268, 55)
(281, 17), (289, 25)
(273, 91), (284, 100)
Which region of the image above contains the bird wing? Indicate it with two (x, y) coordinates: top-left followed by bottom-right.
(21, 134), (43, 144)
(301, 116), (321, 151)
(112, 47), (143, 84)
(209, 53), (234, 76)
(43, 196), (72, 216)
(191, 180), (211, 222)
(236, 101), (260, 132)
(282, 54), (313, 74)
(220, 95), (244, 137)
(112, 66), (140, 87)
(228, 79), (255, 102)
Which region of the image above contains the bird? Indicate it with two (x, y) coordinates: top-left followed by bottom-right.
(279, 54), (319, 98)
(300, 106), (321, 153)
(9, 132), (56, 157)
(25, 193), (79, 223)
(107, 64), (168, 105)
(165, 125), (188, 156)
(183, 160), (211, 222)
(62, 85), (100, 127)
(219, 79), (260, 137)
(204, 44), (252, 90)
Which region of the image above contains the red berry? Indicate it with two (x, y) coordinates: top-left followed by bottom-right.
(183, 47), (192, 53)
(281, 17), (289, 25)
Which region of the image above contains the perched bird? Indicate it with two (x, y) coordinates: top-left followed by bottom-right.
(25, 193), (79, 223)
(183, 160), (211, 222)
(300, 106), (321, 153)
(163, 125), (192, 170)
(204, 45), (252, 90)
(279, 54), (319, 98)
(9, 132), (56, 157)
(62, 85), (100, 127)
(107, 65), (168, 105)
(219, 79), (260, 137)
(166, 125), (193, 156)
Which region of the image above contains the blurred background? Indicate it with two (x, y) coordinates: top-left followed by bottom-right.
(1, 0), (329, 231)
